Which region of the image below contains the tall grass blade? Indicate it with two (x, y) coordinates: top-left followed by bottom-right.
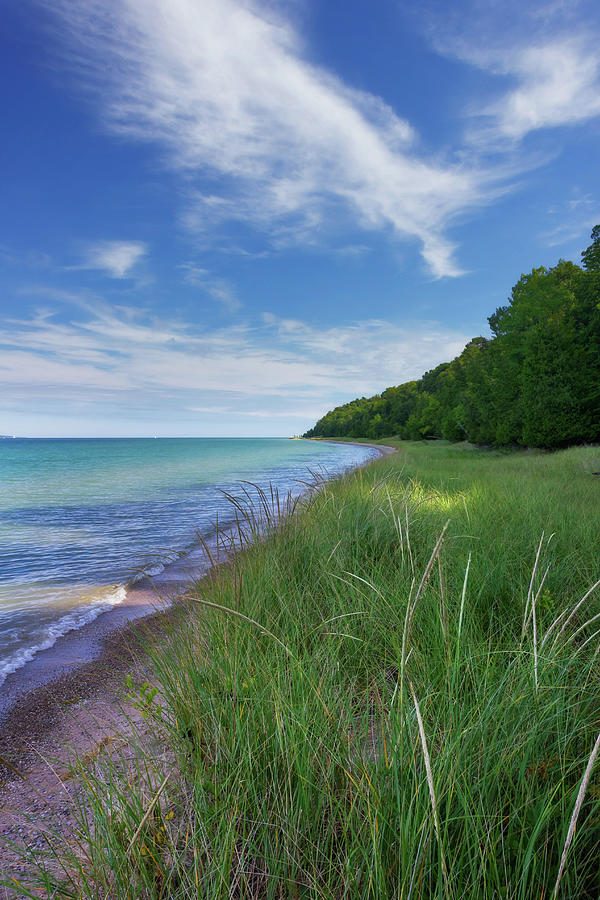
(554, 578), (600, 646)
(522, 532), (544, 641)
(453, 551), (471, 685)
(126, 771), (171, 856)
(409, 680), (451, 900)
(552, 730), (600, 899)
(193, 596), (293, 657)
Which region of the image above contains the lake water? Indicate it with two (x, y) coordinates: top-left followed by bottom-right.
(0, 437), (376, 687)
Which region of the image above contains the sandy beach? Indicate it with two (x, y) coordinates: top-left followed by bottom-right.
(0, 441), (395, 891)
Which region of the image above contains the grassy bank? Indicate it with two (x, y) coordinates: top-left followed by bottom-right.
(15, 441), (600, 898)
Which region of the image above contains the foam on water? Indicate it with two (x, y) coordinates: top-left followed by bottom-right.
(0, 584), (127, 687)
(0, 438), (378, 687)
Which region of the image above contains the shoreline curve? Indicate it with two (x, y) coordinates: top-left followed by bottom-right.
(0, 440), (390, 752)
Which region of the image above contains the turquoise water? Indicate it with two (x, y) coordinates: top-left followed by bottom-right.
(0, 438), (376, 685)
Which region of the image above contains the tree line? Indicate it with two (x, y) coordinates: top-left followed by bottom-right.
(304, 227), (600, 448)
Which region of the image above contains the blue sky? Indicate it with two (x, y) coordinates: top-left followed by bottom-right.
(1, 0), (599, 437)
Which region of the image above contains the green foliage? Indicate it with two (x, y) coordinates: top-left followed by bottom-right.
(581, 224), (600, 271)
(125, 674), (162, 721)
(304, 228), (600, 449)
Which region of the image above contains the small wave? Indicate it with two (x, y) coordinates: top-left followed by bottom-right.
(130, 562), (167, 583)
(140, 563), (167, 578)
(0, 585), (127, 688)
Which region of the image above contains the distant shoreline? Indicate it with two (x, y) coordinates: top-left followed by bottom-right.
(306, 437), (398, 455)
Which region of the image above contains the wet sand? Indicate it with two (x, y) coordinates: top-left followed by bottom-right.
(0, 439), (394, 732)
(0, 441), (395, 892)
(0, 560), (216, 893)
(0, 549), (210, 725)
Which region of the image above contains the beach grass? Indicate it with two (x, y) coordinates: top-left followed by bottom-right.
(11, 440), (600, 899)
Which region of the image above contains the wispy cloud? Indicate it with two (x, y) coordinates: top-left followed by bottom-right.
(0, 299), (471, 420)
(421, 0), (600, 143)
(260, 313), (469, 384)
(79, 240), (148, 278)
(486, 40), (600, 141)
(461, 37), (600, 145)
(186, 405), (325, 419)
(0, 245), (52, 269)
(45, 0), (490, 278)
(179, 263), (241, 312)
(541, 189), (600, 248)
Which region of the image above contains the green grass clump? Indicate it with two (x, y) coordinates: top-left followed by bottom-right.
(18, 441), (600, 898)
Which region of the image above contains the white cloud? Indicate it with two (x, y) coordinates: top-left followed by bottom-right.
(81, 240), (148, 278)
(0, 301), (471, 422)
(421, 1), (600, 143)
(179, 263), (241, 312)
(187, 406), (325, 419)
(541, 190), (600, 248)
(45, 0), (487, 277)
(473, 38), (600, 142)
(260, 313), (469, 386)
(0, 246), (52, 268)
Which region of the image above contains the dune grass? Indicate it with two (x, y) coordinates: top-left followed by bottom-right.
(12, 440), (600, 898)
